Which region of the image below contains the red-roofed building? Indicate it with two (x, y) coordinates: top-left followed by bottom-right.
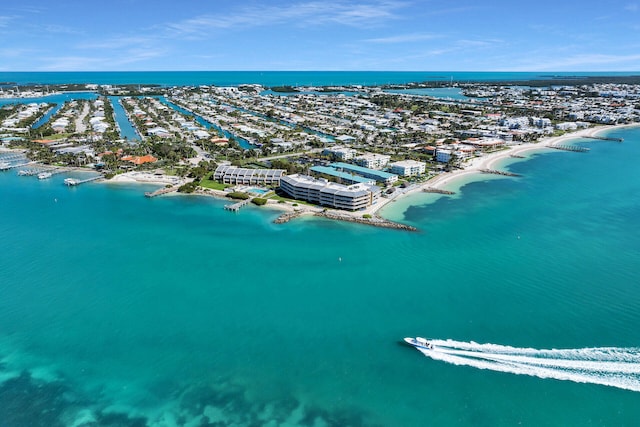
(121, 155), (158, 165)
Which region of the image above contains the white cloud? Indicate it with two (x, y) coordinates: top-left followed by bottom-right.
(43, 24), (83, 35)
(0, 16), (13, 28)
(364, 33), (439, 44)
(165, 1), (407, 37)
(76, 36), (156, 50)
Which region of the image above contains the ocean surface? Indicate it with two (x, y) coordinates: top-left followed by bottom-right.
(1, 71), (638, 87)
(1, 123), (640, 425)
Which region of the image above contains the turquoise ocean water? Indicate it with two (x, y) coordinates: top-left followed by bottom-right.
(1, 126), (639, 426)
(2, 71), (638, 87)
(1, 69), (640, 426)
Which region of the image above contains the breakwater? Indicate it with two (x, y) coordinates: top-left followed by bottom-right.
(584, 135), (623, 142)
(549, 144), (590, 152)
(315, 211), (417, 231)
(423, 187), (456, 195)
(145, 185), (180, 198)
(480, 169), (521, 177)
(273, 210), (306, 224)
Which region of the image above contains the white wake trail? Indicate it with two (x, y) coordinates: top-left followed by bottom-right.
(414, 339), (640, 392)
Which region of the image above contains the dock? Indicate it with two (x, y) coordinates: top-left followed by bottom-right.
(549, 144), (590, 153)
(479, 169), (521, 177)
(1, 161), (36, 171)
(18, 167), (67, 178)
(224, 198), (252, 212)
(0, 153), (28, 162)
(145, 185), (180, 198)
(64, 175), (103, 186)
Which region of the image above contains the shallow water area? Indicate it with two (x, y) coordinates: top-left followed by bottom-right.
(1, 127), (640, 426)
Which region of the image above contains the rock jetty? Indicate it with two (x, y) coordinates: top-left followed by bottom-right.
(315, 211), (417, 232)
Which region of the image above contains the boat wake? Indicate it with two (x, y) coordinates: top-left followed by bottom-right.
(418, 339), (640, 391)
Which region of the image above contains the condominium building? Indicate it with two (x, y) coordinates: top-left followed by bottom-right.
(279, 174), (380, 211)
(330, 162), (398, 185)
(322, 146), (357, 161)
(214, 165), (286, 186)
(389, 160), (426, 176)
(354, 153), (391, 170)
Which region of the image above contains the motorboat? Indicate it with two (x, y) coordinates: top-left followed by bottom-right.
(404, 336), (434, 350)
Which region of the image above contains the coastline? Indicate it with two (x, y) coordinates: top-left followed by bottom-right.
(94, 123), (638, 231)
(372, 123), (639, 218)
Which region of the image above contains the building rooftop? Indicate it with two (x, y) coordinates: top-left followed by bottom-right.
(310, 166), (374, 184)
(331, 162), (397, 180)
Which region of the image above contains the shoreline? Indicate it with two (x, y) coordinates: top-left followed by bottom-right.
(96, 123), (638, 231)
(371, 123), (639, 217)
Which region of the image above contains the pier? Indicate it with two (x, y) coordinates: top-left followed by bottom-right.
(145, 185), (180, 198)
(18, 167), (67, 178)
(584, 135), (623, 142)
(479, 169), (521, 177)
(549, 145), (590, 153)
(0, 153), (28, 162)
(510, 154), (526, 159)
(1, 161), (36, 171)
(64, 175), (103, 186)
(224, 198), (252, 212)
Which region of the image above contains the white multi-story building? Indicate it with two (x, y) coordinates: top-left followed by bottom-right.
(279, 174), (380, 211)
(389, 160), (426, 176)
(354, 153), (390, 170)
(214, 165), (286, 186)
(322, 146), (357, 161)
(435, 148), (470, 163)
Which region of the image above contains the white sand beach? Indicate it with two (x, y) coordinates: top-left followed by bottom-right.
(106, 171), (185, 186)
(367, 124), (637, 216)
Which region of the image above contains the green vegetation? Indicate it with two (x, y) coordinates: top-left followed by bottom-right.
(177, 181), (198, 193)
(199, 179), (229, 191)
(251, 197), (268, 206)
(270, 86), (299, 93)
(227, 191), (250, 200)
(362, 214), (372, 219)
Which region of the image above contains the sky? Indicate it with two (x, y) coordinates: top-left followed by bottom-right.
(1, 0), (639, 71)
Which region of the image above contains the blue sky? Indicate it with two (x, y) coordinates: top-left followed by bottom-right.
(1, 0), (639, 71)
